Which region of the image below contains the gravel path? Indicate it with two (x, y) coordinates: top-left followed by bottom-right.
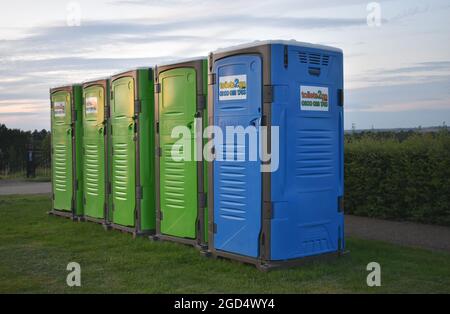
(0, 180), (51, 196)
(345, 215), (450, 253)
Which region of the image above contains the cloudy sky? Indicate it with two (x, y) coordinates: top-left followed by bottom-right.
(0, 0), (449, 130)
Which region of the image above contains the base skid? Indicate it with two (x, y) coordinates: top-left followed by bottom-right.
(83, 216), (107, 226)
(47, 209), (80, 221)
(150, 233), (205, 250)
(108, 223), (154, 238)
(208, 249), (345, 271)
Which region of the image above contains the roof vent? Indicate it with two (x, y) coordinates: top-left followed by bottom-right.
(298, 52), (330, 67)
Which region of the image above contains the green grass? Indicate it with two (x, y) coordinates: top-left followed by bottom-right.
(0, 194), (449, 293)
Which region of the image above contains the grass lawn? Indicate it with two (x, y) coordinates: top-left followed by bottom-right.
(0, 194), (449, 293)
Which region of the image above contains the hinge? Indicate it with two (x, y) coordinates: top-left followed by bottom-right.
(134, 100), (141, 114)
(263, 85), (274, 103)
(72, 110), (77, 122)
(74, 179), (79, 191)
(208, 53), (213, 72)
(261, 115), (268, 127)
(111, 203), (115, 212)
(110, 90), (114, 100)
(158, 210), (163, 220)
(197, 94), (206, 111)
(156, 121), (159, 134)
(135, 209), (139, 220)
(338, 89), (344, 107)
(136, 185), (143, 200)
(105, 105), (110, 118)
(284, 45), (289, 68)
(111, 146), (114, 155)
(155, 83), (161, 94)
(157, 147), (162, 157)
(263, 201), (273, 219)
(198, 193), (206, 208)
(52, 193), (55, 200)
(149, 68), (154, 81)
(208, 73), (216, 85)
(213, 223), (217, 234)
(211, 146), (215, 155)
(338, 196), (344, 213)
(107, 182), (112, 195)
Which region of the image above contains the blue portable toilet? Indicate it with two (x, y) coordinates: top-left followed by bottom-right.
(207, 40), (344, 269)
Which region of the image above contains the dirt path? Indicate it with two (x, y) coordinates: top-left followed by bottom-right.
(345, 215), (450, 253)
(0, 180), (51, 196)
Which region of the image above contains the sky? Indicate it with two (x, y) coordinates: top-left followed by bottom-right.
(0, 0), (449, 131)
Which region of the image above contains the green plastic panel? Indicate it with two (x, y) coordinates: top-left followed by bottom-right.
(51, 91), (73, 211)
(110, 77), (136, 227)
(109, 69), (155, 232)
(159, 68), (198, 239)
(51, 86), (83, 216)
(82, 84), (106, 219)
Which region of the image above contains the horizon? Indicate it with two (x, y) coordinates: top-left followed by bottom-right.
(1, 0), (449, 131)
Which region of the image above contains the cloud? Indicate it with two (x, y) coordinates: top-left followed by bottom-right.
(0, 15), (366, 60)
(346, 75), (450, 113)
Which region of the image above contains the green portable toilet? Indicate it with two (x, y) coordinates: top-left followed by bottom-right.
(152, 58), (208, 248)
(81, 79), (109, 225)
(108, 68), (156, 236)
(49, 84), (83, 220)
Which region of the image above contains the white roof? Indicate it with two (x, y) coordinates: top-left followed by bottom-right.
(50, 83), (81, 90)
(110, 66), (154, 78)
(214, 40), (342, 54)
(81, 77), (109, 85)
(157, 56), (206, 68)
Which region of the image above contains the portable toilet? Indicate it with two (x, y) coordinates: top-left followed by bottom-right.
(108, 68), (156, 236)
(152, 58), (208, 248)
(49, 84), (83, 220)
(81, 79), (109, 225)
(207, 41), (345, 269)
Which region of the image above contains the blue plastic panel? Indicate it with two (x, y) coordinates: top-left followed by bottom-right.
(269, 44), (344, 260)
(213, 55), (262, 258)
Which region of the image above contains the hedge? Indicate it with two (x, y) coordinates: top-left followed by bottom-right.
(344, 130), (450, 226)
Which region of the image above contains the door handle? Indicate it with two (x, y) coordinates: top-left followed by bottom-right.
(66, 128), (72, 135)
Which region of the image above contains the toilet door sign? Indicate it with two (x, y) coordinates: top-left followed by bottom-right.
(219, 75), (247, 101)
(300, 86), (329, 111)
(54, 101), (66, 117)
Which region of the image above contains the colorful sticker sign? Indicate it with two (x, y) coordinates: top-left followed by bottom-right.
(54, 101), (66, 117)
(85, 97), (98, 114)
(300, 86), (329, 111)
(219, 75), (247, 101)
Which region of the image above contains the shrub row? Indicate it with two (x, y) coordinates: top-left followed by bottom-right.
(344, 130), (450, 226)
